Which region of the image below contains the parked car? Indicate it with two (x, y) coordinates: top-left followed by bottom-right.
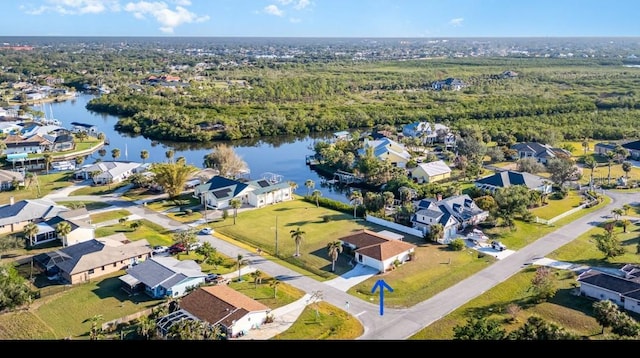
(189, 242), (203, 251)
(205, 273), (220, 283)
(200, 227), (214, 235)
(153, 245), (169, 254)
(491, 241), (507, 251)
(168, 243), (185, 254)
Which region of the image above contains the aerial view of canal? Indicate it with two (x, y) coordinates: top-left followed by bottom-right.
(48, 93), (353, 203)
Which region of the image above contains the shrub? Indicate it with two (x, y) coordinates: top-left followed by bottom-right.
(449, 238), (466, 251)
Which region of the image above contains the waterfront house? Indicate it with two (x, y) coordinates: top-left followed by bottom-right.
(358, 137), (411, 168)
(74, 161), (142, 185)
(3, 134), (51, 155)
(621, 140), (640, 160)
(408, 160), (452, 183)
(193, 175), (293, 210)
(338, 229), (416, 273)
(474, 170), (552, 194)
(33, 234), (152, 285)
(401, 122), (452, 145)
(411, 194), (489, 242)
(157, 285), (271, 338)
(119, 256), (206, 299)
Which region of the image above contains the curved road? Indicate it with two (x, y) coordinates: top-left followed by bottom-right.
(49, 187), (640, 340)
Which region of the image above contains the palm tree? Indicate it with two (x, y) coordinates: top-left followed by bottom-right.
(250, 269), (263, 288)
(605, 151), (616, 185)
(229, 198), (242, 225)
(140, 150), (149, 164)
(149, 162), (198, 198)
(622, 161), (633, 180)
(612, 208), (624, 222)
(74, 156), (84, 167)
(582, 138), (589, 155)
(304, 179), (315, 196)
(235, 254), (248, 281)
(97, 132), (105, 141)
(327, 241), (343, 272)
(137, 315), (156, 340)
(88, 314), (104, 340)
(165, 149), (174, 163)
(270, 279), (281, 299)
(111, 148), (121, 161)
(349, 190), (363, 218)
(43, 153), (52, 174)
(622, 218), (631, 233)
(56, 221), (72, 247)
(290, 227), (305, 257)
(583, 155), (598, 189)
(311, 189), (322, 207)
(288, 181), (298, 194)
(623, 204), (632, 215)
(23, 222), (39, 247)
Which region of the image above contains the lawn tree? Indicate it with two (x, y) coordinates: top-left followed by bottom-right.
(75, 156), (84, 168)
(623, 204), (632, 215)
(270, 279), (281, 299)
(167, 318), (209, 340)
(229, 198), (242, 225)
(235, 254), (249, 281)
(507, 316), (577, 340)
(452, 315), (506, 340)
(149, 161), (198, 198)
(23, 221), (39, 247)
(129, 220), (142, 231)
(530, 266), (557, 303)
(621, 218), (631, 233)
(136, 315), (157, 340)
(307, 290), (324, 321)
(304, 179), (315, 196)
(593, 300), (621, 334)
(622, 161), (633, 180)
(594, 223), (625, 259)
(311, 189), (322, 207)
(582, 137), (590, 155)
(614, 145), (629, 164)
(605, 151), (616, 185)
(56, 221), (72, 247)
(427, 223), (444, 243)
(140, 149), (149, 164)
(290, 227), (305, 257)
(203, 143), (249, 179)
(0, 263), (36, 312)
(111, 148), (120, 161)
(88, 314), (104, 340)
(611, 208), (624, 222)
(505, 303), (522, 323)
(196, 242), (217, 264)
(250, 269), (263, 288)
(349, 190), (363, 218)
(173, 228), (197, 254)
(611, 313), (640, 338)
(288, 180), (298, 193)
(546, 157), (581, 187)
(327, 240), (343, 272)
(165, 149), (174, 163)
(43, 153), (52, 174)
(491, 185), (532, 230)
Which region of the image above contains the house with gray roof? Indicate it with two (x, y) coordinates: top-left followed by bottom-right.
(119, 256), (207, 299)
(74, 161), (142, 185)
(577, 265), (640, 315)
(401, 121), (453, 146)
(411, 194), (489, 243)
(194, 175), (293, 210)
(431, 77), (466, 91)
(0, 169), (24, 191)
(0, 197), (69, 242)
(510, 142), (571, 164)
(474, 170), (552, 194)
(358, 137), (411, 168)
(33, 233), (153, 285)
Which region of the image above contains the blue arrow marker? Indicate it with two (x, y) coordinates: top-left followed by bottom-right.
(371, 279), (394, 316)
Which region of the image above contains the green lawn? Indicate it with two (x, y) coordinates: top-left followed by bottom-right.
(95, 219), (174, 247)
(529, 190), (584, 220)
(272, 301), (364, 340)
(69, 181), (129, 196)
(228, 273), (306, 309)
(55, 201), (112, 211)
(89, 209), (132, 224)
(0, 172), (73, 204)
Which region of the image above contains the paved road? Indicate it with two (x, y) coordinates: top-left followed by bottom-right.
(47, 186), (640, 340)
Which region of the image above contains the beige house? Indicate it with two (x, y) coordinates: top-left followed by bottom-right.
(33, 233), (153, 285)
(409, 160), (452, 183)
(0, 197), (69, 238)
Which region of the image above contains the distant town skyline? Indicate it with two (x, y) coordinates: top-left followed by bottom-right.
(1, 0), (638, 38)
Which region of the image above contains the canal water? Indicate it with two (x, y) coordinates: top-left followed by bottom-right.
(48, 93), (352, 203)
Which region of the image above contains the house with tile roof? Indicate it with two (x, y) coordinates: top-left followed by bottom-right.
(33, 233), (153, 285)
(474, 170), (552, 194)
(338, 229), (416, 273)
(3, 133), (51, 155)
(510, 142), (571, 164)
(411, 194), (489, 243)
(409, 160), (452, 184)
(157, 285), (271, 338)
(577, 265), (640, 315)
(119, 256), (207, 299)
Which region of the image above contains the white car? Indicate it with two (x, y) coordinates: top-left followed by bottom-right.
(189, 242), (203, 251)
(491, 241), (507, 251)
(200, 227), (214, 235)
(153, 245), (169, 254)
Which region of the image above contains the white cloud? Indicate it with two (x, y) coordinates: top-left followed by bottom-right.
(171, 0), (191, 5)
(293, 0), (310, 10)
(124, 1), (210, 33)
(264, 5), (284, 17)
(277, 0), (294, 4)
(449, 18), (464, 27)
(22, 0), (120, 15)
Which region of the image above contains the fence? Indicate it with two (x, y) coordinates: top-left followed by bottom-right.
(536, 194), (599, 226)
(101, 305), (163, 331)
(365, 214), (423, 238)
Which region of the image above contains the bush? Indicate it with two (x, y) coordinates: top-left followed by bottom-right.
(449, 238), (466, 251)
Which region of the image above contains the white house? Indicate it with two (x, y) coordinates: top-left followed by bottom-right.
(409, 160), (452, 184)
(194, 175), (292, 210)
(577, 266), (640, 315)
(74, 161), (142, 185)
(338, 229), (416, 273)
(358, 137), (411, 168)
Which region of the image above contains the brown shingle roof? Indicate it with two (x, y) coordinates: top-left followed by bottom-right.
(339, 229), (416, 261)
(180, 286), (269, 327)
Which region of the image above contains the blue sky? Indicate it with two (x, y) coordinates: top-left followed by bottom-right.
(1, 0), (638, 37)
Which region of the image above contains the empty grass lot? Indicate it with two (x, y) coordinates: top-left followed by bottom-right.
(411, 205), (640, 340)
(94, 219), (174, 247)
(89, 209), (132, 224)
(272, 301), (364, 340)
(529, 190), (584, 220)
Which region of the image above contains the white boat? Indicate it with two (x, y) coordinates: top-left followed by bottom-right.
(51, 161), (76, 171)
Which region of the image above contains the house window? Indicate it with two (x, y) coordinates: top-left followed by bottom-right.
(88, 269), (94, 274)
(102, 266), (105, 271)
(113, 263), (117, 267)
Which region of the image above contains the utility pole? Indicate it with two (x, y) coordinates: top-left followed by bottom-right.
(275, 216), (278, 256)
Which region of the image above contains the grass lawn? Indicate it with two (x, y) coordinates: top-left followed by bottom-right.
(211, 198), (410, 281)
(272, 301), (364, 340)
(228, 273), (306, 309)
(69, 181), (129, 196)
(121, 187), (161, 202)
(89, 209), (132, 224)
(529, 190), (585, 220)
(95, 219), (174, 247)
(0, 172), (73, 204)
(55, 201), (112, 211)
(145, 194), (200, 213)
(166, 210), (203, 223)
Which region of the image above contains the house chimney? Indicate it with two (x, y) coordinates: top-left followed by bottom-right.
(9, 196), (14, 205)
(436, 193), (442, 202)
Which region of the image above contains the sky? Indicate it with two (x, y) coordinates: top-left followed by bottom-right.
(0, 0), (638, 38)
